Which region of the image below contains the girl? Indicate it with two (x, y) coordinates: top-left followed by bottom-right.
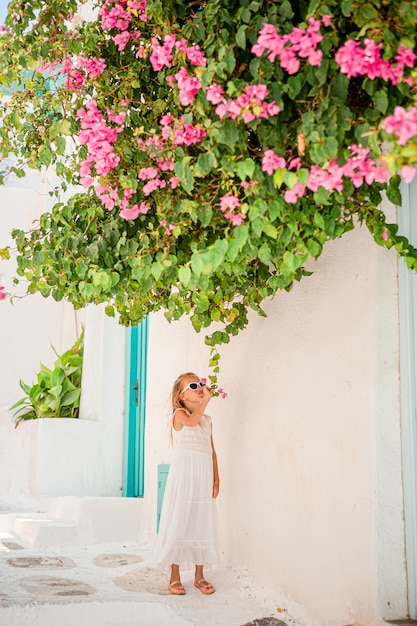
(154, 372), (220, 595)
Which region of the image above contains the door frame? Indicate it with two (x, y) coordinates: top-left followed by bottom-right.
(123, 317), (149, 497)
(398, 180), (417, 618)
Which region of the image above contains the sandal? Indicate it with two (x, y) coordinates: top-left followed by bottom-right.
(194, 578), (215, 595)
(168, 580), (186, 595)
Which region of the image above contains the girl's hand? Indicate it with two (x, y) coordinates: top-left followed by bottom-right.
(202, 383), (212, 402)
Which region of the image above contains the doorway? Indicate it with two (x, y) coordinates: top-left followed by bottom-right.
(123, 318), (149, 497)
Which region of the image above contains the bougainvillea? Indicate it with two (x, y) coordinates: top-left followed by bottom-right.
(1, 0), (417, 385)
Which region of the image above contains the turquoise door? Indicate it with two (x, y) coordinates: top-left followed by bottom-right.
(399, 178), (417, 618)
(123, 318), (149, 497)
(156, 464), (170, 533)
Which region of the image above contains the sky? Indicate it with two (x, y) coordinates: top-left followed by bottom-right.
(0, 0), (8, 24)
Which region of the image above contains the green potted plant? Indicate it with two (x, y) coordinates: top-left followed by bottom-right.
(11, 329), (84, 425)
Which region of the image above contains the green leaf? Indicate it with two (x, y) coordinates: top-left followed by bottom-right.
(262, 222), (278, 239)
(196, 152), (217, 176)
(374, 90), (389, 114)
(323, 137), (338, 160)
(386, 183), (402, 206)
(236, 25), (247, 49)
(150, 261), (163, 281)
(174, 161), (194, 194)
(191, 253), (204, 276)
(258, 243), (272, 265)
(39, 147), (52, 166)
(314, 211), (326, 230)
(279, 0), (294, 17)
(178, 265), (192, 286)
(233, 225), (248, 249)
(236, 158), (256, 181)
(341, 0), (353, 16)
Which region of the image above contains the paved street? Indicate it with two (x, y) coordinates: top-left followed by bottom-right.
(0, 531), (311, 626)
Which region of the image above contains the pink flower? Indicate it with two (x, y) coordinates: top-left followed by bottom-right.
(150, 35), (176, 71)
(284, 181), (305, 203)
(106, 109), (126, 125)
(184, 43), (207, 67)
(335, 39), (416, 84)
(224, 211), (245, 226)
(174, 67), (201, 106)
(220, 194), (241, 212)
(160, 220), (175, 234)
(142, 178), (167, 195)
(383, 106), (417, 145)
(262, 149), (286, 175)
(77, 56), (107, 78)
(160, 114), (174, 126)
(252, 19), (328, 73)
(169, 176), (180, 188)
(213, 85), (279, 123)
(241, 180), (258, 189)
(120, 204), (141, 220)
(401, 165), (417, 184)
(0, 286), (8, 301)
(217, 387), (228, 399)
(206, 84), (225, 105)
(321, 14), (333, 27)
(173, 121), (206, 146)
(113, 31), (130, 51)
(381, 227), (389, 241)
(138, 167), (159, 180)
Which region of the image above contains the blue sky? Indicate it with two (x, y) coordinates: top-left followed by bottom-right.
(0, 0), (9, 24)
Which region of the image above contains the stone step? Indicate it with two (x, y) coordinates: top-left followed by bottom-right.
(7, 496), (146, 546)
(0, 493), (147, 547)
(13, 515), (77, 547)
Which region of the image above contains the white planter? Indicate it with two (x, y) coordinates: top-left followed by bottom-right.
(0, 413), (102, 497)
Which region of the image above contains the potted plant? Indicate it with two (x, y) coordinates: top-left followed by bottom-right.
(11, 329), (84, 425)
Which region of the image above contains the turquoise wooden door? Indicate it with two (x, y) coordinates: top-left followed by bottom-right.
(399, 178), (417, 618)
(156, 464), (170, 533)
(123, 318), (149, 497)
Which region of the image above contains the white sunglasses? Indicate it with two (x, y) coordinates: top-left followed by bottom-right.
(181, 381), (205, 393)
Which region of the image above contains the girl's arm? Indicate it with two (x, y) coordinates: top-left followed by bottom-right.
(174, 386), (212, 429)
(212, 435), (219, 498)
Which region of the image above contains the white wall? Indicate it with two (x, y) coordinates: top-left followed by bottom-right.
(0, 165), (408, 624)
(0, 170), (127, 498)
(143, 214), (407, 626)
(0, 172), (83, 407)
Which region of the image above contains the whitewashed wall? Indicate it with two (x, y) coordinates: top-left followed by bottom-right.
(0, 171), (83, 407)
(0, 164), (408, 625)
(144, 208), (407, 626)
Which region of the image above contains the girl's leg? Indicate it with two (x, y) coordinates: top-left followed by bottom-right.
(168, 563), (185, 595)
(194, 564), (215, 594)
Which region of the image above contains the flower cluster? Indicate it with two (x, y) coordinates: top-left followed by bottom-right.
(262, 149), (286, 175)
(251, 16), (331, 74)
(335, 40), (416, 85)
(100, 0), (149, 50)
(171, 67), (202, 106)
(383, 105), (417, 146)
(263, 145), (390, 204)
(76, 99), (123, 186)
(201, 378), (228, 399)
(150, 34), (207, 71)
(119, 200), (151, 221)
(208, 83), (280, 123)
(219, 194), (245, 226)
(160, 114), (206, 147)
(39, 55), (106, 91)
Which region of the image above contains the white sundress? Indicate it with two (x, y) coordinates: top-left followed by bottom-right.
(154, 411), (219, 569)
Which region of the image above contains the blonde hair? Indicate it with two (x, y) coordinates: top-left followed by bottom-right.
(171, 372), (199, 412)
